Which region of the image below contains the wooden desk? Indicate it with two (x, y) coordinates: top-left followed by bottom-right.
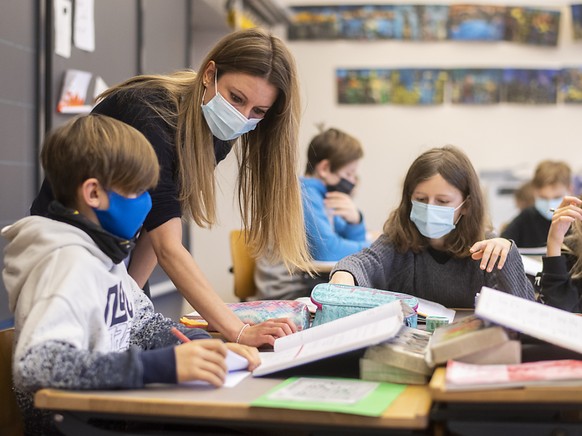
(429, 368), (582, 435)
(35, 376), (432, 435)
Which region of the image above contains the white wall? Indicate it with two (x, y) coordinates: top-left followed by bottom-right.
(192, 0), (582, 305)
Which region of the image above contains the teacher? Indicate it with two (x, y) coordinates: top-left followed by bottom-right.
(31, 28), (311, 346)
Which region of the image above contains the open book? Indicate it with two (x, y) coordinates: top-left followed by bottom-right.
(253, 301), (404, 377)
(475, 286), (582, 354)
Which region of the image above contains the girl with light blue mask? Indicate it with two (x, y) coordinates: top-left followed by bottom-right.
(329, 145), (535, 308)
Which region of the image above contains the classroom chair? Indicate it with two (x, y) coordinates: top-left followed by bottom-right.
(0, 328), (24, 436)
(229, 229), (257, 301)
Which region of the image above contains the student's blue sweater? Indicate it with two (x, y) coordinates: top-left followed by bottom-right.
(301, 177), (369, 261)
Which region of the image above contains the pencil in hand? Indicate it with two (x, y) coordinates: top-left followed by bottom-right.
(171, 327), (191, 343)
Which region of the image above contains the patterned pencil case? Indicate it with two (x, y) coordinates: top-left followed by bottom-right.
(310, 283), (418, 328)
(181, 300), (311, 331)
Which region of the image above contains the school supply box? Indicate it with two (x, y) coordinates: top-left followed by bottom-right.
(310, 283), (419, 328)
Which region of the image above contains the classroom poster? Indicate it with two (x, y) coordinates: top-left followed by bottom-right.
(287, 6), (340, 40)
(74, 0), (95, 52)
(390, 69), (447, 105)
(447, 5), (506, 41)
(337, 69), (392, 104)
(572, 5), (582, 40)
(450, 69), (502, 104)
(560, 68), (582, 104)
(54, 0), (72, 58)
(504, 7), (560, 47)
(502, 69), (558, 104)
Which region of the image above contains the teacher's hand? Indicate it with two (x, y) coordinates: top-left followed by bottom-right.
(239, 318), (298, 347)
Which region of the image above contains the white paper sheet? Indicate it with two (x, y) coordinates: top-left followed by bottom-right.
(74, 0), (95, 52)
(54, 0), (72, 58)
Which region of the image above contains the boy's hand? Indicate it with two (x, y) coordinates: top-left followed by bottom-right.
(324, 192), (361, 224)
(226, 343), (261, 371)
(469, 238), (512, 272)
(329, 271), (356, 286)
(238, 318), (298, 347)
(174, 339), (227, 386)
(547, 196), (582, 257)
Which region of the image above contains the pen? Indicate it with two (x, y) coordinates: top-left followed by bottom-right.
(171, 327), (191, 343)
(549, 208), (556, 213)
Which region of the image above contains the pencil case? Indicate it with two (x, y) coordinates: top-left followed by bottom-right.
(181, 300), (311, 331)
(310, 283), (418, 328)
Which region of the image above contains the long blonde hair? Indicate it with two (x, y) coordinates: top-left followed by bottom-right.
(97, 28), (311, 271)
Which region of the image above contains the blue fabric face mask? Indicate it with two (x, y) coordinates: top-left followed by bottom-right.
(410, 200), (465, 239)
(94, 191), (152, 240)
(201, 71), (261, 141)
(534, 197), (561, 221)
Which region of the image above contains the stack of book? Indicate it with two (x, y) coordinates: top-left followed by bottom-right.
(361, 313), (521, 385)
(360, 326), (432, 385)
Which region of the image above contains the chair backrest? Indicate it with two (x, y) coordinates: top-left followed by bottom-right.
(229, 230), (257, 301)
(0, 328), (24, 436)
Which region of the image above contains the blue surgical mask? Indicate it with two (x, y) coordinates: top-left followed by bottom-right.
(410, 200), (465, 239)
(201, 70), (261, 141)
(534, 197), (562, 221)
(94, 191), (152, 240)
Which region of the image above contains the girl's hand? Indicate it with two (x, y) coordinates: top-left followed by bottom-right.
(547, 196), (582, 257)
(469, 237), (512, 272)
(237, 318), (297, 347)
(225, 343), (261, 371)
(174, 339), (228, 386)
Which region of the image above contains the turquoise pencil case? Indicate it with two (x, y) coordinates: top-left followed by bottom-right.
(310, 283), (418, 328)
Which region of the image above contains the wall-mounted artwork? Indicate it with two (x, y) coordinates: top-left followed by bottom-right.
(337, 68), (392, 104)
(561, 68), (582, 103)
(572, 5), (582, 40)
(447, 5), (506, 41)
(502, 69), (559, 104)
(450, 69), (502, 104)
(336, 68), (447, 105)
(505, 7), (560, 46)
(289, 5), (450, 41)
(390, 69), (448, 104)
(287, 6), (340, 40)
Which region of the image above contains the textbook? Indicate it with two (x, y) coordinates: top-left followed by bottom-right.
(360, 358), (429, 385)
(475, 286), (582, 355)
(445, 359), (582, 391)
(253, 301), (404, 377)
(427, 315), (510, 365)
(363, 326), (433, 376)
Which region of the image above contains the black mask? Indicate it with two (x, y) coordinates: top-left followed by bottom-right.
(327, 178), (355, 195)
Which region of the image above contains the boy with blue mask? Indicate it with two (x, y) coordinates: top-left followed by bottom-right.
(329, 145), (534, 308)
(3, 114), (259, 435)
(502, 160), (572, 249)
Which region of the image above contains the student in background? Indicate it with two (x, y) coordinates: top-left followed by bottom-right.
(539, 195), (582, 312)
(4, 115), (260, 435)
(501, 160), (572, 248)
(30, 28), (310, 347)
(330, 145), (535, 308)
(255, 128), (371, 300)
(514, 180), (535, 211)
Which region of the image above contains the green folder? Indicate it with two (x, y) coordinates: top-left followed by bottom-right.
(250, 377), (406, 417)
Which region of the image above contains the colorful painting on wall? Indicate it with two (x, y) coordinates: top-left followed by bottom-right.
(287, 6), (340, 40)
(450, 69), (502, 104)
(561, 68), (582, 103)
(337, 69), (392, 104)
(502, 69), (559, 104)
(504, 7), (560, 46)
(390, 69), (448, 104)
(447, 5), (506, 41)
(572, 5), (582, 40)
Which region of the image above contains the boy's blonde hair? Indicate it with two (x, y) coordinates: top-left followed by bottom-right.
(532, 160), (571, 189)
(304, 128), (364, 175)
(384, 145), (487, 257)
(41, 114), (159, 208)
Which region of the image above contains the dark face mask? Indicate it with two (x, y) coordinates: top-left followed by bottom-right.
(327, 177), (355, 195)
